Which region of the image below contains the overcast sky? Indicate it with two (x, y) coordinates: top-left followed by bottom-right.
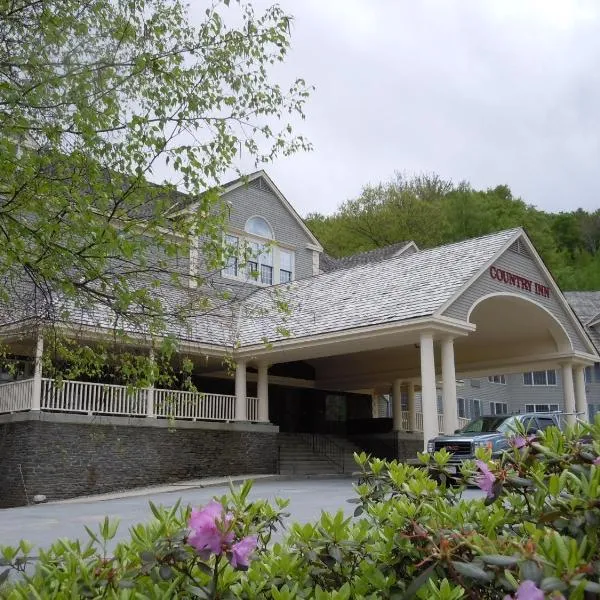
(187, 1), (600, 217)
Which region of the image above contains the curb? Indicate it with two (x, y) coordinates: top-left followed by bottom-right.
(35, 473), (359, 506)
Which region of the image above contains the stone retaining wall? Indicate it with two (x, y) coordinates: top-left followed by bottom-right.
(0, 412), (278, 508)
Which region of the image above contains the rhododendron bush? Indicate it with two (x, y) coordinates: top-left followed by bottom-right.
(1, 418), (599, 599)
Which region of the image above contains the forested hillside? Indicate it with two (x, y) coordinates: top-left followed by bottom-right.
(305, 173), (600, 291)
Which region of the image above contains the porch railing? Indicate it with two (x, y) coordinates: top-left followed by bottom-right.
(0, 377), (261, 422)
(154, 388), (236, 421)
(0, 379), (34, 413)
(246, 397), (259, 421)
(42, 378), (147, 416)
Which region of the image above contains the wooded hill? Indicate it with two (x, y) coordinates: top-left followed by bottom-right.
(305, 173), (600, 291)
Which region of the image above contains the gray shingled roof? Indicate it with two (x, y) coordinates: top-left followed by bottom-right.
(319, 241), (413, 273)
(564, 291), (600, 352)
(238, 228), (520, 346)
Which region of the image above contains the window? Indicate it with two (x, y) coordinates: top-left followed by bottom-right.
(523, 370), (556, 386)
(245, 216), (273, 239)
(457, 397), (466, 419)
(585, 367), (592, 384)
(525, 404), (559, 414)
(594, 364), (600, 383)
(220, 220), (295, 285)
(247, 241), (273, 285)
(490, 402), (508, 415)
(472, 399), (483, 418)
(280, 249), (293, 284)
(222, 234), (240, 277)
(488, 375), (506, 384)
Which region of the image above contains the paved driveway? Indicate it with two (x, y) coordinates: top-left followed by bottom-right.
(0, 478), (484, 553)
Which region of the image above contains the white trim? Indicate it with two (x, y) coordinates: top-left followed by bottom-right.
(466, 291), (573, 353)
(515, 233), (598, 356)
(178, 171), (323, 251)
(244, 214), (274, 239)
(397, 241), (419, 255)
(587, 313), (600, 328)
(435, 228), (522, 316)
(437, 228), (598, 358)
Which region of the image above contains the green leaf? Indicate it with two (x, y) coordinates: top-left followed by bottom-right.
(451, 561), (493, 582)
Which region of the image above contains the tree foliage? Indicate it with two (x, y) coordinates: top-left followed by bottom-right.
(306, 173), (600, 291)
(0, 0), (311, 349)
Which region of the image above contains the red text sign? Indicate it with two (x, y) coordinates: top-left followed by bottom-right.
(489, 266), (550, 299)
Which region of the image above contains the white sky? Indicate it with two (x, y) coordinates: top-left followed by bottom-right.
(177, 1), (600, 217)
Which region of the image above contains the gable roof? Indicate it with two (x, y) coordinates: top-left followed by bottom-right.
(174, 170), (323, 251)
(319, 241), (417, 273)
(564, 291), (600, 352)
(237, 228), (521, 346)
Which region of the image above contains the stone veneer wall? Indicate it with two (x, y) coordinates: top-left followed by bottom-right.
(0, 413), (279, 508)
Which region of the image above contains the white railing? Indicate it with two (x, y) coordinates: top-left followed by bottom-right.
(42, 378), (147, 416)
(416, 412), (424, 431)
(0, 379), (34, 414)
(246, 397), (259, 421)
(400, 410), (410, 430)
(437, 414), (445, 433)
(154, 388), (235, 421)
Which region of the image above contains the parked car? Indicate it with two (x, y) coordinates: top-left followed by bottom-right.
(426, 412), (561, 473)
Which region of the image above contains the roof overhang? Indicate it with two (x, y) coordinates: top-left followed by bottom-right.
(235, 315), (475, 363)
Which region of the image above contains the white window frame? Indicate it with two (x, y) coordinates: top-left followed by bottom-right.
(473, 399), (483, 418)
(523, 370), (557, 386)
(220, 230), (295, 286)
(487, 374), (506, 385)
(525, 404), (559, 414)
(490, 401), (508, 415)
(457, 397), (466, 419)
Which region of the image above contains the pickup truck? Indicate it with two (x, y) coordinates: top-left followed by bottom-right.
(426, 412), (561, 471)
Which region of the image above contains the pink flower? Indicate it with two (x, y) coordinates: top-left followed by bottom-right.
(188, 500), (234, 555)
(230, 535), (257, 568)
(475, 459), (496, 496)
(511, 435), (535, 449)
(593, 456), (600, 466)
(503, 580), (545, 600)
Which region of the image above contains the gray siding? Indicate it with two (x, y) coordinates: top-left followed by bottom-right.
(444, 243), (589, 353)
(222, 178), (316, 282)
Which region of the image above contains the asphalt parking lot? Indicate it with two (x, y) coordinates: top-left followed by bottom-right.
(0, 477), (484, 553)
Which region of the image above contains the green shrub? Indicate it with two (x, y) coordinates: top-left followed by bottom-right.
(1, 417), (599, 599)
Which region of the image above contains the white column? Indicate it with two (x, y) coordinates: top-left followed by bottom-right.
(407, 381), (417, 432)
(561, 363), (576, 426)
(573, 365), (588, 423)
(257, 363), (269, 422)
(420, 332), (437, 451)
(146, 347), (155, 418)
(392, 379), (403, 431)
(31, 333), (43, 411)
(235, 360), (247, 421)
(441, 337), (459, 434)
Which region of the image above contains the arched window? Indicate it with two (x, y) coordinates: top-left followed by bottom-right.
(245, 216), (273, 239)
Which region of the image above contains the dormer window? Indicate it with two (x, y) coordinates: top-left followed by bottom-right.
(220, 217), (294, 286)
(245, 216), (273, 239)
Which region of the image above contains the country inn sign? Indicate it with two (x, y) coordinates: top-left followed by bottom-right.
(488, 265), (551, 299)
(1, 171), (599, 506)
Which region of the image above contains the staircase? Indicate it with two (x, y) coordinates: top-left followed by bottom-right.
(278, 433), (362, 476)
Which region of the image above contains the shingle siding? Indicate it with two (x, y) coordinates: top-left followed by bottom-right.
(221, 178), (315, 282)
(444, 244), (589, 354)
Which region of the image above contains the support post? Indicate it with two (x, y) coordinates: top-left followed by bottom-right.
(257, 363), (269, 422)
(407, 381), (417, 432)
(573, 365), (588, 423)
(441, 337), (459, 434)
(420, 332), (437, 451)
(235, 360), (247, 421)
(561, 363), (576, 426)
(392, 379), (403, 431)
(146, 347), (155, 418)
(31, 333), (43, 411)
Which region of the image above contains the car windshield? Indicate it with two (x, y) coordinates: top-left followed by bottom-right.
(460, 416), (514, 433)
